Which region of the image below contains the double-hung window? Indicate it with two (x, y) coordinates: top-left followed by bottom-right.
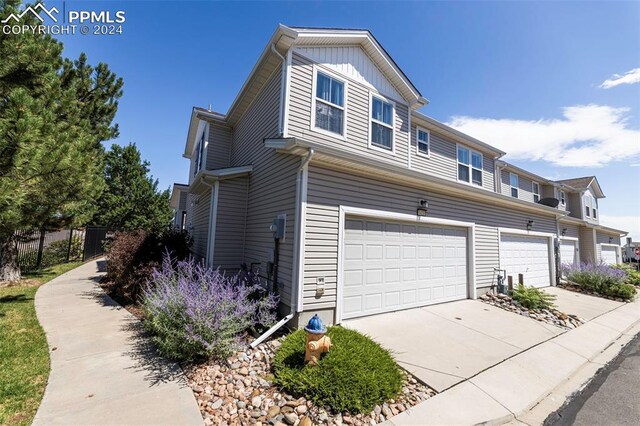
(457, 146), (483, 186)
(510, 173), (519, 198)
(532, 182), (540, 203)
(370, 95), (394, 150)
(194, 131), (205, 176)
(584, 195), (591, 217)
(592, 198), (597, 218)
(560, 190), (566, 206)
(314, 71), (345, 135)
(417, 128), (430, 155)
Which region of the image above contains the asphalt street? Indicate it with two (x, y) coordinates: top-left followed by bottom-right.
(545, 333), (640, 426)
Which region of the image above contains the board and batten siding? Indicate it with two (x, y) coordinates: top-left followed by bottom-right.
(229, 67), (299, 308)
(302, 164), (559, 314)
(206, 124), (233, 170)
(188, 191), (211, 260)
(213, 177), (249, 271)
(287, 52), (410, 171)
(409, 123), (495, 192)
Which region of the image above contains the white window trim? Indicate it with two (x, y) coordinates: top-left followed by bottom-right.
(456, 144), (483, 187)
(584, 193), (592, 218)
(415, 126), (430, 157)
(368, 91), (396, 154)
(193, 124), (208, 176)
(532, 181), (540, 203)
(336, 205), (477, 324)
(310, 65), (348, 141)
(510, 173), (519, 198)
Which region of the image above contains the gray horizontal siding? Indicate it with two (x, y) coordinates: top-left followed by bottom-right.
(188, 191), (211, 260)
(229, 67), (299, 308)
(207, 124), (232, 169)
(213, 177), (249, 271)
(559, 223), (580, 239)
(288, 52), (410, 171)
(596, 230), (621, 246)
(178, 191), (188, 210)
(501, 170), (539, 203)
(303, 164), (559, 312)
(579, 227), (596, 263)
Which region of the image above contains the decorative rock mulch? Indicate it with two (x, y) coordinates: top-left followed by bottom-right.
(558, 281), (629, 302)
(479, 293), (585, 329)
(183, 336), (436, 426)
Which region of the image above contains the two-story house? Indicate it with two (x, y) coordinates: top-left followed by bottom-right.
(174, 25), (627, 327)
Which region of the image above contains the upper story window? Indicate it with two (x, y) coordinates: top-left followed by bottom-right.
(510, 173), (519, 198)
(194, 131), (205, 176)
(457, 146), (483, 186)
(584, 194), (597, 219)
(532, 182), (540, 203)
(314, 71), (345, 136)
(370, 95), (394, 150)
(584, 194), (591, 217)
(416, 128), (430, 156)
(560, 190), (566, 206)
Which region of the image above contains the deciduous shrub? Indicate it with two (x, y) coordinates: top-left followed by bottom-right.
(612, 264), (640, 286)
(273, 327), (404, 414)
(105, 228), (192, 303)
(510, 284), (556, 309)
(562, 262), (636, 301)
(142, 256), (278, 361)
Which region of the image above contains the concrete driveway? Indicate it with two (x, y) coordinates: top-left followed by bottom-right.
(343, 299), (564, 392)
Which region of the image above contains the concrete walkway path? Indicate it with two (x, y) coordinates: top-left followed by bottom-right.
(33, 260), (203, 425)
(381, 290), (640, 425)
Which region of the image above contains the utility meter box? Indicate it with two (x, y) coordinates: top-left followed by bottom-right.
(270, 214), (286, 240)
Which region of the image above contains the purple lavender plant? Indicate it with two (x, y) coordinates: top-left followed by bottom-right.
(142, 255), (279, 361)
(561, 261), (627, 292)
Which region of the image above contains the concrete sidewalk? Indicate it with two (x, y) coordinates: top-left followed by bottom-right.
(383, 292), (640, 425)
(33, 260), (202, 425)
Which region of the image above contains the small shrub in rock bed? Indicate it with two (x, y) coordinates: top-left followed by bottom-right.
(510, 284), (556, 309)
(273, 327), (404, 414)
(562, 262), (636, 301)
(105, 228), (192, 303)
(142, 256), (278, 361)
(612, 264), (640, 286)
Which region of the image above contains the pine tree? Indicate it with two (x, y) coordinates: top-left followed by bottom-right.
(0, 0), (123, 280)
(92, 144), (173, 233)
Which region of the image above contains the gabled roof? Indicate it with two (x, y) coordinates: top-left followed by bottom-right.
(556, 176), (605, 198)
(170, 183), (188, 209)
(183, 107), (228, 158)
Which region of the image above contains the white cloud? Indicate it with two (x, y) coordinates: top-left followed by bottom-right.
(599, 68), (640, 89)
(446, 104), (640, 167)
(600, 214), (640, 243)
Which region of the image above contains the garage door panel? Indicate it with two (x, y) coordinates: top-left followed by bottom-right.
(500, 234), (551, 288)
(342, 218), (469, 319)
(560, 240), (577, 265)
(600, 246), (618, 264)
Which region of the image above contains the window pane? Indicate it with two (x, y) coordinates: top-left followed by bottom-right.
(510, 174), (519, 187)
(330, 78), (344, 107)
(372, 97), (383, 121)
(511, 187), (518, 198)
(315, 102), (343, 134)
(383, 102), (393, 125)
(593, 209), (597, 218)
(472, 169), (482, 185)
(418, 141), (429, 154)
(457, 147), (469, 165)
(471, 152), (482, 169)
(418, 130), (428, 142)
(371, 122), (392, 149)
(316, 73), (331, 102)
(533, 183), (539, 194)
(458, 164), (470, 182)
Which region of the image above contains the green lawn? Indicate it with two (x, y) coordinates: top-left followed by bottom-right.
(0, 262), (83, 426)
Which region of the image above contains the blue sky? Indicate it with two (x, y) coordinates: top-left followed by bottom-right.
(46, 0), (640, 238)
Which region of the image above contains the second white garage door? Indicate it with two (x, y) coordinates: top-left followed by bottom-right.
(500, 234), (552, 288)
(600, 245), (619, 265)
(342, 218), (468, 320)
(560, 239), (578, 266)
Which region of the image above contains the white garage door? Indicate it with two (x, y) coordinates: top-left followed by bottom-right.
(342, 218), (468, 320)
(600, 245), (619, 265)
(560, 239), (578, 266)
(500, 234), (551, 288)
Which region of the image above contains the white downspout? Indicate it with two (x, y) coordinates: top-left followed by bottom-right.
(250, 148), (314, 349)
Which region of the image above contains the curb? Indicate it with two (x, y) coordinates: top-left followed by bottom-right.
(384, 299), (640, 426)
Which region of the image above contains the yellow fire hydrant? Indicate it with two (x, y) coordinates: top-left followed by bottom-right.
(304, 314), (332, 365)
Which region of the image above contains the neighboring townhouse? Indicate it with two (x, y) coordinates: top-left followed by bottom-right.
(170, 183), (189, 230)
(179, 25), (627, 327)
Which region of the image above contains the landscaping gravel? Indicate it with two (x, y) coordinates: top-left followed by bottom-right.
(479, 293), (585, 329)
(184, 336), (436, 426)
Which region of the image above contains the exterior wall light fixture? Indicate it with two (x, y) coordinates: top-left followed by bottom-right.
(417, 199), (428, 216)
(561, 228), (567, 237)
(527, 220), (534, 231)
